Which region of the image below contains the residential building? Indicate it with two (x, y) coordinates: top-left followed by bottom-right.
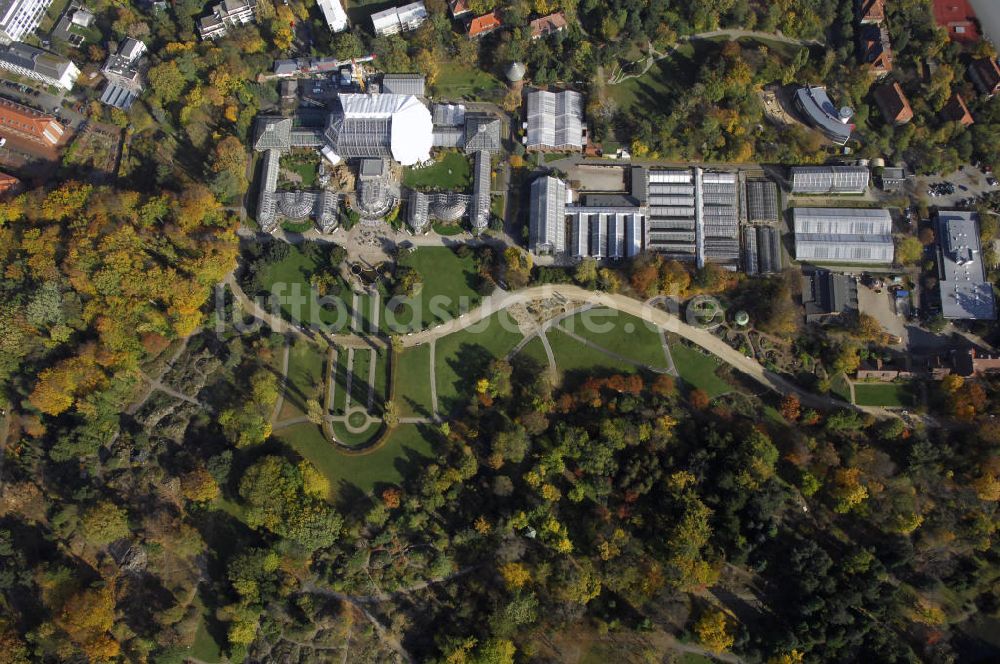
(802, 270), (859, 322)
(371, 1), (426, 36)
(528, 175), (566, 254)
(874, 81), (913, 124)
(859, 23), (893, 77)
(932, 0), (980, 42)
(793, 207), (894, 264)
(468, 10), (501, 38)
(317, 0), (348, 32)
(936, 210), (996, 320)
(794, 86), (854, 145)
(51, 3), (94, 47)
(524, 89), (584, 151)
(529, 12), (566, 39)
(858, 0), (885, 24)
(745, 179), (778, 222)
(448, 0), (470, 18)
(100, 38), (146, 110)
(941, 93), (974, 125)
(198, 0), (256, 40)
(0, 170), (22, 197)
(381, 73), (424, 96)
(0, 42), (78, 90)
(0, 97), (65, 145)
(322, 92), (433, 166)
(969, 57), (1000, 96)
(790, 166), (870, 194)
(0, 0), (53, 44)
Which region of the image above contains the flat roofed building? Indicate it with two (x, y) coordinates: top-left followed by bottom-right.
(874, 81), (913, 125)
(793, 207), (894, 264)
(937, 210), (996, 320)
(970, 58), (1000, 96)
(371, 1), (426, 36)
(525, 89), (584, 151)
(100, 38), (146, 110)
(529, 12), (566, 39)
(317, 0), (348, 32)
(0, 96), (64, 145)
(528, 175), (566, 254)
(323, 92), (432, 166)
(381, 73), (425, 96)
(794, 86), (854, 145)
(0, 0), (53, 44)
(198, 0), (256, 39)
(745, 179), (778, 222)
(879, 167), (907, 191)
(0, 42), (79, 90)
(791, 166), (870, 194)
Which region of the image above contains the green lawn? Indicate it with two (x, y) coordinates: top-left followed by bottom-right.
(431, 65), (501, 99)
(347, 347), (372, 409)
(388, 247), (484, 331)
(403, 152), (472, 191)
(556, 308), (670, 369)
(669, 343), (730, 397)
(372, 348), (389, 414)
(607, 44), (696, 114)
(331, 348), (349, 415)
(435, 311), (525, 412)
(395, 344), (435, 418)
(330, 420), (381, 447)
(281, 341), (325, 418)
(276, 422), (437, 496)
(282, 156), (318, 188)
(831, 373), (853, 403)
(432, 221), (466, 236)
(854, 382), (916, 407)
(256, 244), (353, 331)
(547, 328), (641, 377)
(515, 335), (550, 370)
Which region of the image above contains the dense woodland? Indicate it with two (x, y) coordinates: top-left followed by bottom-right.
(1, 0), (1000, 661)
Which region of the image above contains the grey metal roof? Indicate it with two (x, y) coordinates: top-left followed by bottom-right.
(382, 73), (425, 96)
(99, 83), (138, 109)
(408, 191), (429, 232)
(529, 176), (566, 253)
(794, 86), (853, 145)
(469, 149), (490, 230)
(745, 179), (778, 222)
(432, 103), (465, 126)
(525, 89), (583, 150)
(937, 211), (996, 320)
(432, 126), (463, 148)
(791, 166), (869, 194)
(793, 207), (893, 264)
(802, 270), (858, 319)
(359, 158), (385, 178)
(0, 42), (76, 83)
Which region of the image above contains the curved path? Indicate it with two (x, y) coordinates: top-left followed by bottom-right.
(607, 29), (822, 85)
(228, 274), (853, 417)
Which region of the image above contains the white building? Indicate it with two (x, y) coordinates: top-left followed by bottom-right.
(790, 166), (870, 195)
(0, 42), (79, 90)
(370, 1), (426, 36)
(317, 0), (348, 32)
(322, 93), (433, 166)
(529, 176), (566, 254)
(198, 0), (256, 40)
(793, 207), (894, 264)
(0, 0), (52, 44)
(937, 210), (996, 320)
(100, 38), (146, 110)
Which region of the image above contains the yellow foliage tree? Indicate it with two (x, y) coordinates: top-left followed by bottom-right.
(498, 562), (530, 590)
(695, 608), (734, 654)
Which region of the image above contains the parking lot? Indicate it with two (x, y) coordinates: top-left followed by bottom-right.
(914, 166), (998, 209)
(858, 283), (908, 346)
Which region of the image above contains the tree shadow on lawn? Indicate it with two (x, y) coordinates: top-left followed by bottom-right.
(440, 342), (496, 413)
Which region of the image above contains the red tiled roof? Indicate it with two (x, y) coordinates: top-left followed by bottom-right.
(449, 0), (470, 17)
(529, 12), (567, 39)
(0, 171), (21, 198)
(859, 0), (885, 23)
(932, 0), (981, 43)
(468, 11), (501, 37)
(874, 81), (913, 124)
(0, 98), (65, 147)
(941, 93), (974, 125)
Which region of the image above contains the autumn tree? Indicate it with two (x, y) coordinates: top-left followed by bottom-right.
(80, 501), (130, 545)
(695, 608), (734, 654)
(779, 394), (801, 421)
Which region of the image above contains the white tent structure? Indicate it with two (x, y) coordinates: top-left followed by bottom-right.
(317, 0), (348, 32)
(323, 93), (433, 166)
